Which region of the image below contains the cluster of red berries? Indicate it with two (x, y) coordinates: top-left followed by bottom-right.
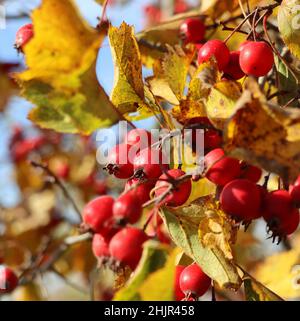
(175, 263), (211, 301)
(180, 18), (274, 78)
(204, 148), (300, 242)
(0, 266), (18, 295)
(82, 128), (193, 271)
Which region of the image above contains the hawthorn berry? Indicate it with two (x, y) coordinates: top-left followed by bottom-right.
(0, 266), (18, 294)
(220, 179), (262, 221)
(289, 175), (300, 207)
(109, 227), (149, 270)
(205, 148), (241, 186)
(179, 18), (206, 44)
(15, 23), (34, 51)
(238, 40), (251, 52)
(197, 40), (230, 71)
(82, 195), (114, 234)
(154, 169), (192, 207)
(11, 136), (46, 162)
(240, 162), (262, 183)
(239, 41), (274, 77)
(92, 233), (111, 259)
(174, 265), (185, 301)
(106, 144), (134, 179)
(204, 129), (222, 150)
(133, 147), (169, 180)
(179, 263), (211, 298)
(125, 178), (154, 204)
(223, 51), (245, 80)
(113, 190), (143, 224)
(124, 128), (153, 150)
(54, 162), (70, 179)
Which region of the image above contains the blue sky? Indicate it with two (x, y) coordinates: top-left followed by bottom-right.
(0, 0), (154, 207)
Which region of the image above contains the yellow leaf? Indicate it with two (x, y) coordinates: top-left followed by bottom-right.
(278, 0), (300, 60)
(253, 248), (300, 299)
(138, 248), (180, 301)
(147, 46), (191, 105)
(13, 283), (43, 301)
(224, 78), (300, 182)
(15, 0), (119, 134)
(206, 80), (242, 130)
(109, 22), (146, 114)
(0, 65), (17, 111)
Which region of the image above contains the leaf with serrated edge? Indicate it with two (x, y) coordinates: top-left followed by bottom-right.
(161, 197), (241, 290)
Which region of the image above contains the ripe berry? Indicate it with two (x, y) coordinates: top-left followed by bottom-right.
(155, 169), (192, 207)
(54, 162), (70, 179)
(109, 227), (149, 270)
(263, 190), (294, 223)
(106, 144), (134, 179)
(280, 208), (300, 235)
(124, 129), (153, 150)
(205, 148), (241, 186)
(180, 18), (206, 44)
(11, 136), (46, 162)
(220, 179), (262, 221)
(82, 195), (114, 234)
(289, 175), (300, 207)
(223, 51), (245, 80)
(15, 23), (34, 51)
(240, 162), (262, 183)
(238, 40), (251, 52)
(174, 265), (185, 301)
(0, 266), (18, 294)
(125, 178), (154, 204)
(204, 129), (222, 150)
(113, 191), (143, 224)
(179, 263), (211, 297)
(239, 41), (274, 77)
(92, 234), (110, 259)
(133, 147), (169, 180)
(197, 40), (230, 71)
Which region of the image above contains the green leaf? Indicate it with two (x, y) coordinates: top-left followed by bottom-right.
(160, 198), (241, 290)
(278, 0), (300, 60)
(15, 0), (119, 134)
(109, 22), (147, 114)
(113, 241), (168, 301)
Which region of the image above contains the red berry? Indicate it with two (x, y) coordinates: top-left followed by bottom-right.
(82, 195), (114, 234)
(11, 136), (46, 162)
(220, 179), (262, 221)
(133, 147), (169, 180)
(106, 144), (134, 179)
(205, 148), (241, 186)
(55, 162), (70, 179)
(92, 234), (110, 259)
(124, 129), (153, 150)
(180, 18), (206, 44)
(155, 169), (192, 207)
(109, 227), (149, 270)
(238, 40), (251, 52)
(174, 265), (185, 301)
(125, 178), (154, 204)
(0, 266), (18, 294)
(263, 190), (294, 223)
(223, 51), (245, 80)
(280, 208), (300, 235)
(93, 180), (107, 195)
(240, 163), (262, 183)
(289, 175), (300, 207)
(197, 40), (230, 71)
(239, 41), (274, 77)
(204, 129), (222, 150)
(15, 23), (34, 51)
(179, 263), (211, 297)
(113, 191), (143, 224)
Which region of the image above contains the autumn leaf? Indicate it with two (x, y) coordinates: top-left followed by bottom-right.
(161, 197), (241, 290)
(224, 78), (300, 182)
(113, 241), (169, 301)
(15, 0), (119, 134)
(206, 80), (242, 130)
(109, 22), (148, 114)
(278, 0), (300, 60)
(253, 247), (300, 299)
(147, 46), (191, 105)
(0, 64), (17, 112)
